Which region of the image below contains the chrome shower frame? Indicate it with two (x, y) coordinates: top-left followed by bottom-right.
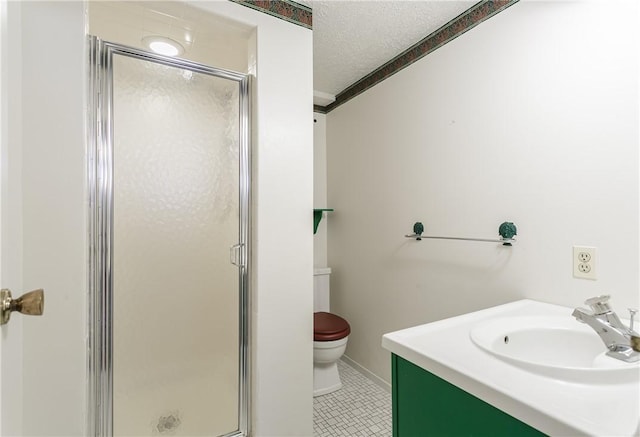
(87, 36), (251, 437)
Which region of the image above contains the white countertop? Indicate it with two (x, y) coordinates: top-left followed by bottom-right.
(382, 299), (640, 437)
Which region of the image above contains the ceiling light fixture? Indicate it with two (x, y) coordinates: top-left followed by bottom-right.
(142, 36), (185, 57)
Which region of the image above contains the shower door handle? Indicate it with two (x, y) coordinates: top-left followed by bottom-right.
(230, 244), (245, 268)
(1, 288), (45, 325)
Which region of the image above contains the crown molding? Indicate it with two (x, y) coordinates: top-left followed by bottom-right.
(229, 0), (312, 29)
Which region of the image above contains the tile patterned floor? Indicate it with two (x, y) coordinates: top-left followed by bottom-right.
(313, 360), (392, 437)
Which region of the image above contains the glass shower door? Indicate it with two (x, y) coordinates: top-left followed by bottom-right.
(89, 39), (250, 437)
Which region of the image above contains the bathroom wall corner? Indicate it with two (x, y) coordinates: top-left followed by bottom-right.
(314, 112), (328, 268)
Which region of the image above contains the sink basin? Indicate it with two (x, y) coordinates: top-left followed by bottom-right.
(383, 300), (640, 436)
(470, 315), (639, 383)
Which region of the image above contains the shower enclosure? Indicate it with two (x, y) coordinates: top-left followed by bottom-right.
(88, 38), (250, 436)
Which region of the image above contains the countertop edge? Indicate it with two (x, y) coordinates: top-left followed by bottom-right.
(381, 299), (639, 437)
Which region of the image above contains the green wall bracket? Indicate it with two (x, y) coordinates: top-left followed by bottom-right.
(498, 221), (517, 246)
(313, 209), (333, 234)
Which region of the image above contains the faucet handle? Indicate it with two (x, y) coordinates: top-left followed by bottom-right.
(584, 295), (612, 315)
(629, 308), (638, 332)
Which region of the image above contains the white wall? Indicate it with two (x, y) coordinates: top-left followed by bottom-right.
(314, 113), (328, 267)
(7, 1), (313, 436)
(20, 2), (87, 434)
(326, 0), (639, 384)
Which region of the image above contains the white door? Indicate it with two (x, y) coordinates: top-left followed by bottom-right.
(1, 1), (26, 434)
(1, 2), (87, 435)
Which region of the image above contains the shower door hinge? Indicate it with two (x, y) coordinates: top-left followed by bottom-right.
(230, 244), (245, 268)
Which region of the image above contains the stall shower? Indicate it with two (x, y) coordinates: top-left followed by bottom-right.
(87, 37), (250, 437)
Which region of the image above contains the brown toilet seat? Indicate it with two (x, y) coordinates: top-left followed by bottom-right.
(314, 312), (351, 341)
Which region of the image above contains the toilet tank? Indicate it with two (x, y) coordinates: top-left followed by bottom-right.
(313, 267), (331, 312)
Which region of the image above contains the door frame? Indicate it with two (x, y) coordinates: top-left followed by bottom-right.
(87, 37), (251, 437)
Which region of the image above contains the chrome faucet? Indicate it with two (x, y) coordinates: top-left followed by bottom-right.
(572, 295), (640, 363)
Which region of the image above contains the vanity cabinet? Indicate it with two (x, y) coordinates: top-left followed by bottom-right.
(391, 354), (546, 437)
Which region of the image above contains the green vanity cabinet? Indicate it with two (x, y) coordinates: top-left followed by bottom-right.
(391, 354), (547, 437)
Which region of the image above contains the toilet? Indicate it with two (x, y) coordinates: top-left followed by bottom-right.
(313, 268), (350, 397)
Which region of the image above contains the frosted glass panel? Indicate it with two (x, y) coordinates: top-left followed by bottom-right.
(112, 54), (240, 436)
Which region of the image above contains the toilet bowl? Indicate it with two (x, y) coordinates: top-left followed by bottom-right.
(313, 311), (350, 396)
(313, 268), (351, 396)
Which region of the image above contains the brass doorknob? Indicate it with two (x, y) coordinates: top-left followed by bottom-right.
(0, 288), (44, 325)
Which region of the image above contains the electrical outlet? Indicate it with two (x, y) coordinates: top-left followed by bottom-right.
(573, 246), (596, 280)
(577, 251), (591, 262)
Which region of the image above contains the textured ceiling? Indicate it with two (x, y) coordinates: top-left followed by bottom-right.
(300, 1), (477, 98)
